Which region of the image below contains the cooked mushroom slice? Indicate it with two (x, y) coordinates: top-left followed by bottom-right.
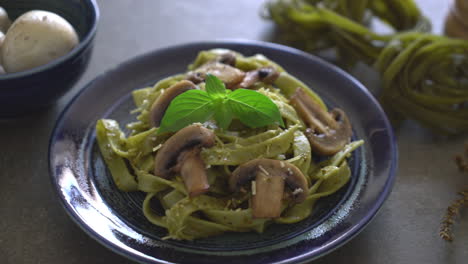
(149, 80), (197, 127)
(290, 88), (352, 156)
(239, 67), (280, 88)
(154, 124), (215, 197)
(186, 62), (245, 89)
(229, 159), (308, 218)
(186, 71), (205, 84)
(217, 52), (237, 66)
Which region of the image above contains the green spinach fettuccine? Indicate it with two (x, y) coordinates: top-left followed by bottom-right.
(96, 49), (363, 240)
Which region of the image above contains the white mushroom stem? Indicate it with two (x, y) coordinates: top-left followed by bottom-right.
(179, 150), (210, 197)
(252, 171), (285, 218)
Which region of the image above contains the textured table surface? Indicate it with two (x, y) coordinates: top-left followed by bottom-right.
(1, 1), (467, 263)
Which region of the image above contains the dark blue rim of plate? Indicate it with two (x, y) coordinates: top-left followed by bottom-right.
(0, 0), (100, 80)
(48, 39), (398, 264)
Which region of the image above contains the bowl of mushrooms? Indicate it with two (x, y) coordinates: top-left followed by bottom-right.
(0, 0), (99, 117)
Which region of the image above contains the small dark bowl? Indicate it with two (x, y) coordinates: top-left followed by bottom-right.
(0, 0), (99, 117)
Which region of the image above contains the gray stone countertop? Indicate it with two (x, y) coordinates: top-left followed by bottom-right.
(0, 0), (466, 263)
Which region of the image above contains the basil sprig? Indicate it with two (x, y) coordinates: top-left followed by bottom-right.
(158, 74), (284, 133)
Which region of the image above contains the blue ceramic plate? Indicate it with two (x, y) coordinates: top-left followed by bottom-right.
(49, 40), (397, 264)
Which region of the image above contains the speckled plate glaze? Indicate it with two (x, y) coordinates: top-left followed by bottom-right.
(49, 40), (397, 264)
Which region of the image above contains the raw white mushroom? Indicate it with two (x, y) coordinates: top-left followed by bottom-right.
(0, 6), (8, 70)
(0, 10), (79, 73)
(0, 31), (4, 67)
(0, 7), (11, 33)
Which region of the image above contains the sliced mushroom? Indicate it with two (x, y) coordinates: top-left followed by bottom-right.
(238, 67), (280, 88)
(229, 159), (308, 218)
(185, 71), (205, 84)
(149, 80), (197, 127)
(290, 88), (352, 156)
(154, 124), (215, 197)
(186, 61), (245, 89)
(217, 52), (237, 66)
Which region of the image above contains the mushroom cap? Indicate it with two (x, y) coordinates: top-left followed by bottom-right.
(290, 88), (352, 156)
(0, 7), (11, 33)
(229, 158), (308, 203)
(154, 124), (215, 178)
(149, 80), (197, 127)
(1, 10), (79, 73)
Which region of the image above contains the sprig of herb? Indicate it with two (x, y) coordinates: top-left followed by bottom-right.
(158, 74), (284, 133)
(440, 190), (468, 242)
(440, 143), (468, 242)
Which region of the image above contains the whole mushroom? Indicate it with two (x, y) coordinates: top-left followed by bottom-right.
(290, 88), (352, 156)
(154, 124), (216, 197)
(229, 159), (309, 218)
(0, 31), (4, 66)
(0, 7), (11, 33)
(1, 10), (79, 73)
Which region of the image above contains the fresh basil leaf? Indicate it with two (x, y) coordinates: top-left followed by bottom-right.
(205, 74), (226, 98)
(158, 90), (214, 133)
(158, 75), (284, 133)
(213, 100), (233, 130)
(227, 89), (284, 128)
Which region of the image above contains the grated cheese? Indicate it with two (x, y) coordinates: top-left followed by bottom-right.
(251, 181), (257, 195)
(292, 188), (303, 195)
(258, 165), (270, 176)
(152, 143), (162, 152)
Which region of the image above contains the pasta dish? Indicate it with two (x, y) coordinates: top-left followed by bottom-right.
(95, 49), (363, 240)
